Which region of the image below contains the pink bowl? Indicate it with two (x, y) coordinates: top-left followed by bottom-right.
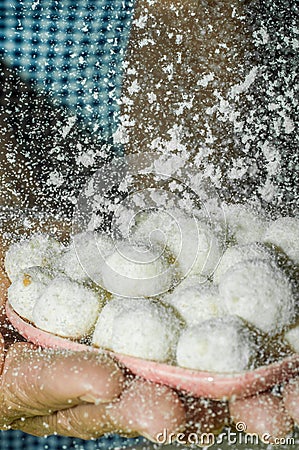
(6, 301), (299, 400)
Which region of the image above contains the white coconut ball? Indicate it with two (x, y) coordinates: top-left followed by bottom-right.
(170, 275), (207, 291)
(185, 221), (222, 278)
(223, 204), (268, 245)
(193, 205), (227, 248)
(133, 210), (222, 279)
(5, 234), (62, 281)
(92, 297), (126, 349)
(263, 217), (299, 264)
(8, 267), (52, 322)
(93, 297), (182, 362)
(101, 242), (174, 297)
(219, 260), (295, 334)
(213, 243), (272, 283)
(132, 209), (184, 252)
(163, 282), (225, 326)
(33, 278), (100, 338)
(58, 231), (114, 284)
(176, 316), (257, 373)
(284, 325), (299, 353)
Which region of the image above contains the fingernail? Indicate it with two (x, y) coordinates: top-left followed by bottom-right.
(142, 433), (159, 443)
(79, 394), (103, 404)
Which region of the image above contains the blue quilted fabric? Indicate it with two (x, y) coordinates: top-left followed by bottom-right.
(0, 0), (134, 138)
(0, 431), (145, 450)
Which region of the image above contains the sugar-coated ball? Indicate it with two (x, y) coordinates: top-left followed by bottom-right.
(263, 217), (299, 264)
(163, 282), (225, 326)
(5, 234), (62, 281)
(223, 204), (268, 245)
(193, 206), (227, 248)
(219, 260), (295, 334)
(8, 267), (52, 322)
(101, 242), (174, 297)
(182, 220), (222, 278)
(284, 325), (299, 353)
(33, 278), (100, 338)
(133, 210), (221, 279)
(174, 275), (208, 289)
(92, 297), (126, 349)
(176, 316), (257, 373)
(213, 243), (272, 283)
(93, 297), (181, 362)
(58, 231), (114, 284)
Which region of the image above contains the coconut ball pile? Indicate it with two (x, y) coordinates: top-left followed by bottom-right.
(5, 205), (299, 373)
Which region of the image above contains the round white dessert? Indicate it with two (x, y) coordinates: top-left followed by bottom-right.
(93, 297), (181, 362)
(223, 204), (268, 245)
(101, 242), (174, 297)
(263, 217), (299, 264)
(92, 297), (126, 349)
(58, 231), (114, 284)
(213, 243), (272, 283)
(163, 282), (225, 326)
(284, 324), (299, 353)
(32, 277), (100, 338)
(133, 209), (222, 279)
(176, 316), (257, 373)
(8, 267), (52, 323)
(184, 220), (222, 278)
(219, 260), (295, 334)
(170, 275), (207, 292)
(5, 234), (62, 281)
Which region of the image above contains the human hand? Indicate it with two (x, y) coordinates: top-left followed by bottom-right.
(0, 341), (187, 440)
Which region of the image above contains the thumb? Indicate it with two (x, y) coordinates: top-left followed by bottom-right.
(10, 403), (114, 439)
(0, 342), (124, 427)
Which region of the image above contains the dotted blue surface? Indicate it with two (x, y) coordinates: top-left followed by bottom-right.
(0, 0), (134, 138)
(0, 431), (144, 450)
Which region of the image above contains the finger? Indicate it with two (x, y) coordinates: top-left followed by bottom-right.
(107, 379), (186, 442)
(229, 392), (294, 442)
(283, 378), (299, 423)
(0, 333), (4, 374)
(11, 403), (114, 439)
(1, 342), (124, 423)
(183, 396), (229, 435)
